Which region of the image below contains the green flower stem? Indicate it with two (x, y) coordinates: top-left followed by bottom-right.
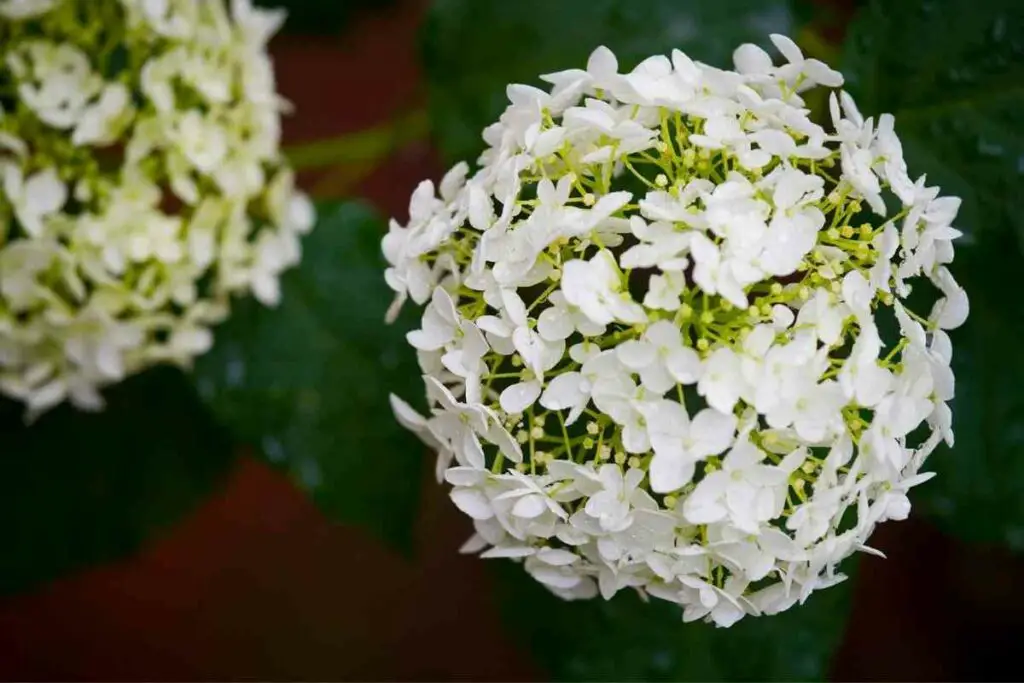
(283, 108), (429, 171)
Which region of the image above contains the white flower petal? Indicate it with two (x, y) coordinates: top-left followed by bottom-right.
(499, 380), (542, 414)
(540, 372), (586, 410)
(450, 488), (494, 520)
(616, 339), (655, 370)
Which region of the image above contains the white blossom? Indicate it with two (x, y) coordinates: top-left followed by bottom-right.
(387, 35), (966, 627)
(646, 401), (737, 493)
(0, 0), (311, 414)
(562, 250), (647, 326)
(683, 437), (789, 533)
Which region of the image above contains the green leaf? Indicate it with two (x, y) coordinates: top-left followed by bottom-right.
(193, 201), (425, 552)
(842, 0), (1024, 246)
(0, 366), (235, 595)
(422, 0), (795, 165)
(493, 558), (856, 681)
(842, 0), (1024, 549)
(910, 232), (1024, 550)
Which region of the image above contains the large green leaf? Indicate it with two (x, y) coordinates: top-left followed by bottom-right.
(493, 558), (855, 681)
(910, 233), (1024, 550)
(842, 0), (1024, 246)
(422, 0), (795, 165)
(842, 0), (1024, 548)
(0, 366), (235, 595)
(193, 201), (425, 552)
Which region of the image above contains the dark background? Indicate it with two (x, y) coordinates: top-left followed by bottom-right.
(0, 0), (1022, 680)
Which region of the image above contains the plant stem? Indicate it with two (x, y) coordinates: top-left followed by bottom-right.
(283, 108), (429, 171)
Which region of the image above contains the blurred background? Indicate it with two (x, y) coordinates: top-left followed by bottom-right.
(1, 0), (1022, 680)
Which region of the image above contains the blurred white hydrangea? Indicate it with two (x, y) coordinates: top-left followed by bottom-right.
(0, 0), (314, 415)
(385, 34), (967, 627)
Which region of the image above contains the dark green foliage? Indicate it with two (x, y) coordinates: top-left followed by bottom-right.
(193, 201), (426, 552)
(0, 366), (235, 595)
(422, 0), (796, 164)
(494, 558), (856, 681)
(844, 0), (1024, 548)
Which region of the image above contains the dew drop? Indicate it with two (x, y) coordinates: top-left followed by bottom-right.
(665, 16), (697, 45)
(196, 377), (215, 399)
(262, 436), (286, 463)
(226, 357), (245, 387)
(747, 5), (791, 37)
(297, 388), (320, 415)
(977, 139), (1005, 158)
(931, 495), (954, 516)
(1004, 421), (1024, 445)
(651, 650), (674, 672)
(992, 16), (1007, 41)
(1005, 526), (1024, 551)
(298, 457), (322, 488)
(379, 347), (399, 370)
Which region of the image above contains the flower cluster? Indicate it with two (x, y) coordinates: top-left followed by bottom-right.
(0, 0), (313, 415)
(385, 35), (967, 626)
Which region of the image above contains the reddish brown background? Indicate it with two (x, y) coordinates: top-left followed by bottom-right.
(0, 2), (1021, 680)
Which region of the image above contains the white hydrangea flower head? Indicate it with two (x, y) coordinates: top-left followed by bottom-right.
(386, 35), (967, 627)
(0, 0), (314, 415)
